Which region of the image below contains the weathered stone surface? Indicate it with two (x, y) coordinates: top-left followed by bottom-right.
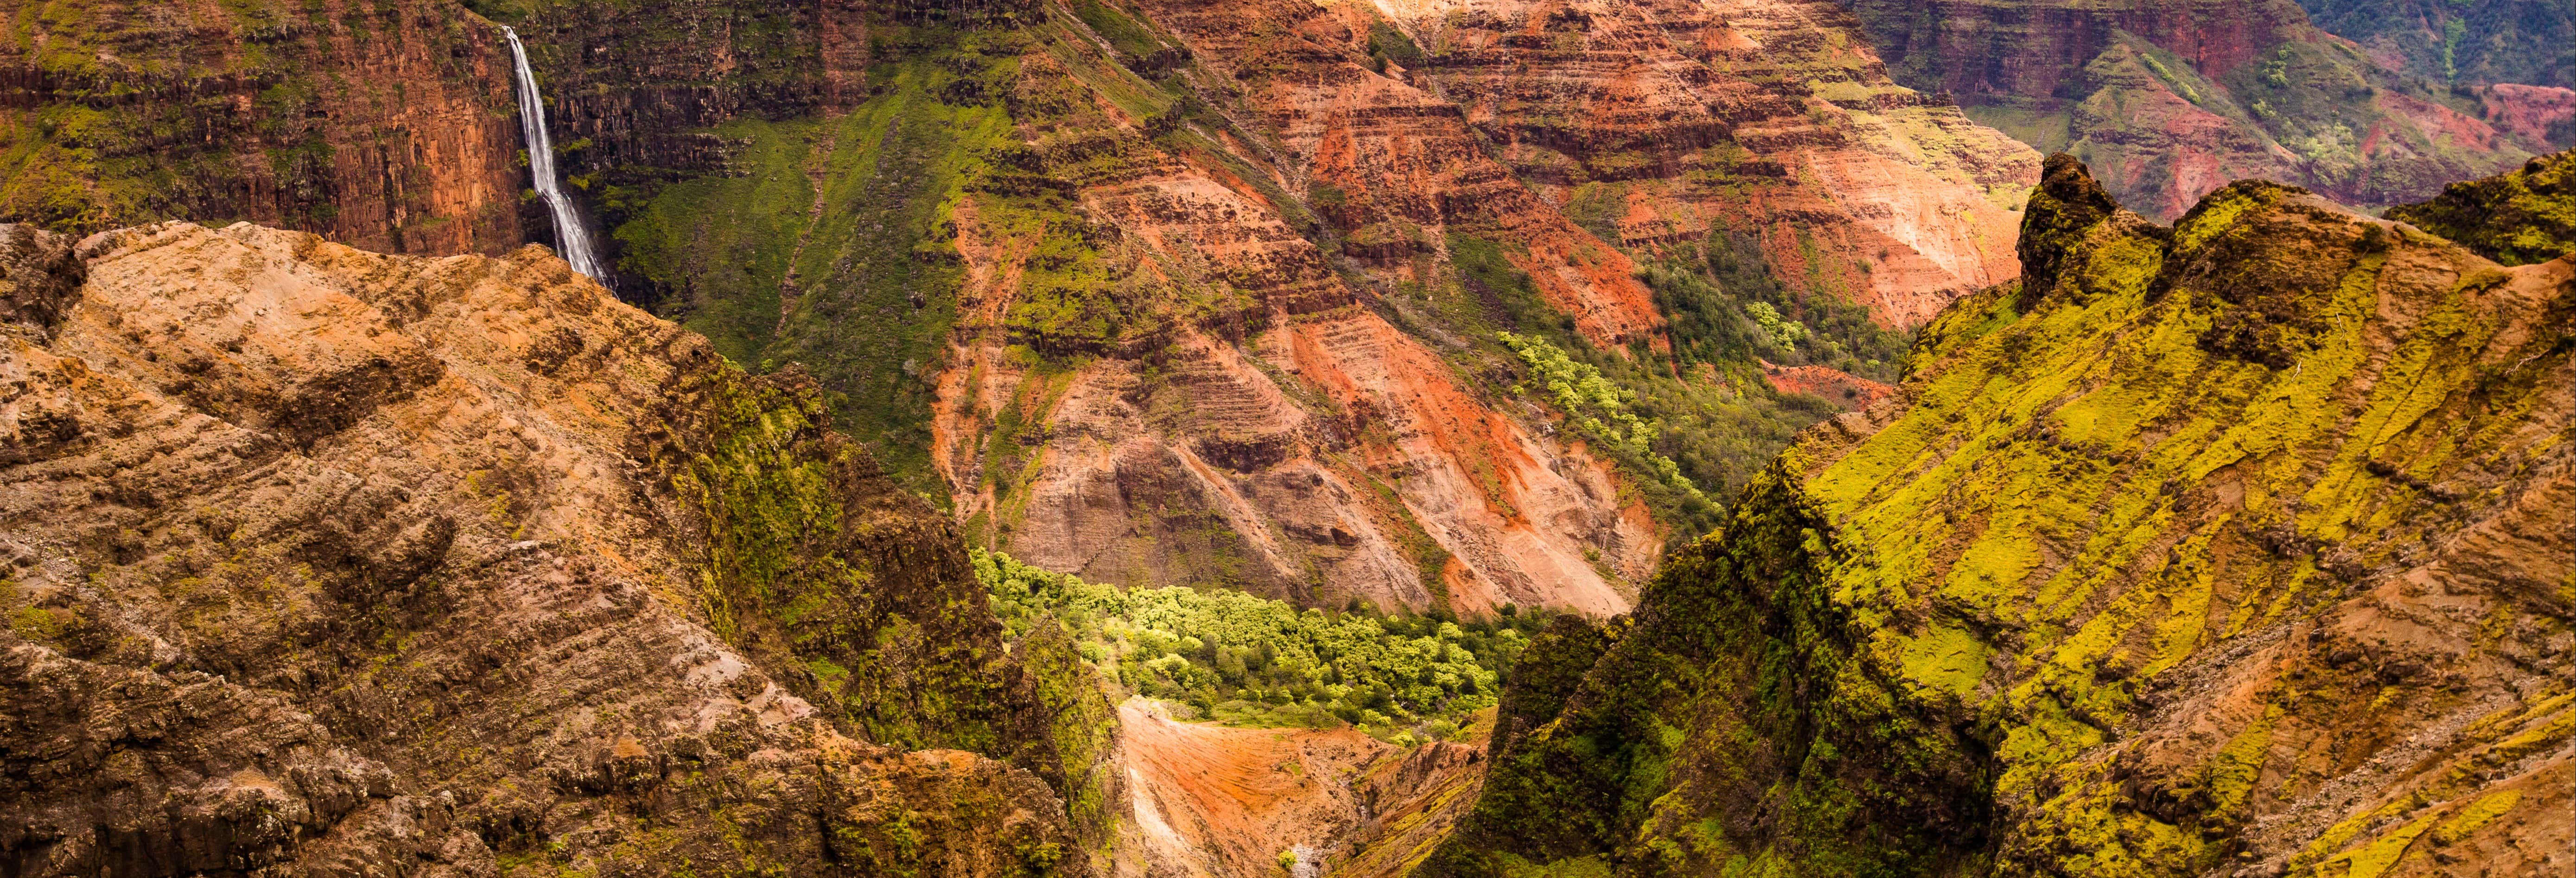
(0, 222), (1093, 877)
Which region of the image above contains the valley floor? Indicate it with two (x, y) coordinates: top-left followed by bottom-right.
(1113, 700), (1488, 878)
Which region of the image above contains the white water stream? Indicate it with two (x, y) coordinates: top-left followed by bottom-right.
(502, 26), (609, 283)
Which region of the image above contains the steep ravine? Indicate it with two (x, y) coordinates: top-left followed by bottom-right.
(1425, 156), (2574, 875)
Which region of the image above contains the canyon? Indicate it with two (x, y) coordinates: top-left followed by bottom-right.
(3, 0), (2044, 620)
(4, 0), (2570, 875)
(0, 221), (1104, 875)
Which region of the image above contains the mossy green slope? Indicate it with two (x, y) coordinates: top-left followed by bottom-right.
(2388, 149), (2576, 266)
(635, 357), (1119, 857)
(1424, 156), (2575, 876)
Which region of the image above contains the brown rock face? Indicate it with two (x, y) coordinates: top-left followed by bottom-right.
(1756, 360), (1894, 410)
(0, 223), (1097, 877)
(1124, 0), (1673, 346)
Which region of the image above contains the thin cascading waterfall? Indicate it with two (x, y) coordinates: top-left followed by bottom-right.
(501, 26), (609, 283)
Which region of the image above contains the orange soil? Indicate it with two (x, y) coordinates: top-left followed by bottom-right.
(1758, 360), (1896, 409)
(1113, 701), (1489, 878)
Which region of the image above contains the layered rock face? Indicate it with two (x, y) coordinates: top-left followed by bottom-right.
(1364, 0), (2042, 329)
(0, 223), (1111, 876)
(0, 1), (525, 255)
(911, 0), (2045, 612)
(1847, 0), (2570, 220)
(1110, 700), (1487, 878)
(3, 0), (2051, 620)
(868, 8), (1664, 616)
(1423, 158), (2573, 875)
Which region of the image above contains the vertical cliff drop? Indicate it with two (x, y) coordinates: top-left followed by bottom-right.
(502, 26), (611, 285)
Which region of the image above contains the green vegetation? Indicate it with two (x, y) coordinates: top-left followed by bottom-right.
(1742, 301), (1807, 350)
(1412, 230), (1895, 539)
(611, 38), (1030, 502)
(1685, 232), (1911, 382)
(2296, 0), (2574, 88)
(1366, 20), (1425, 73)
(976, 549), (1549, 739)
(1499, 331), (1702, 503)
(2388, 148), (2576, 265)
(605, 19), (1207, 500)
(1429, 155), (2576, 877)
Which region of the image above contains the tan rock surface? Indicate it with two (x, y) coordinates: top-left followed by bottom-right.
(0, 223), (1091, 876)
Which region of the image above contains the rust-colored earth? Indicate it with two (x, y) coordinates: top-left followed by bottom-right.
(1113, 701), (1488, 878)
(1759, 360), (1897, 410)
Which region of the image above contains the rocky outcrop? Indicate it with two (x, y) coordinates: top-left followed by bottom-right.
(1423, 157), (2574, 875)
(0, 223), (1103, 876)
(1758, 360), (1895, 410)
(1847, 0), (2567, 220)
(2389, 148), (2576, 266)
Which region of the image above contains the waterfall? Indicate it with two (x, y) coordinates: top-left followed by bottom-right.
(501, 26), (609, 283)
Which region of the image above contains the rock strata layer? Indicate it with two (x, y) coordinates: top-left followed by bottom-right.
(0, 222), (1108, 877)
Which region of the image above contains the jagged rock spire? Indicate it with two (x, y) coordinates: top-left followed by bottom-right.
(2016, 154), (2124, 306)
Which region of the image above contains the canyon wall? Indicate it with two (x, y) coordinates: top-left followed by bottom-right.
(1370, 0), (2040, 328)
(1, 0), (2044, 618)
(2294, 0), (2572, 89)
(1845, 0), (2571, 220)
(0, 0), (526, 255)
(0, 222), (1113, 875)
(1424, 156), (2575, 875)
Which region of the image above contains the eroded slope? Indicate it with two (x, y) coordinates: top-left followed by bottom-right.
(1424, 157), (2573, 875)
(0, 222), (1110, 876)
